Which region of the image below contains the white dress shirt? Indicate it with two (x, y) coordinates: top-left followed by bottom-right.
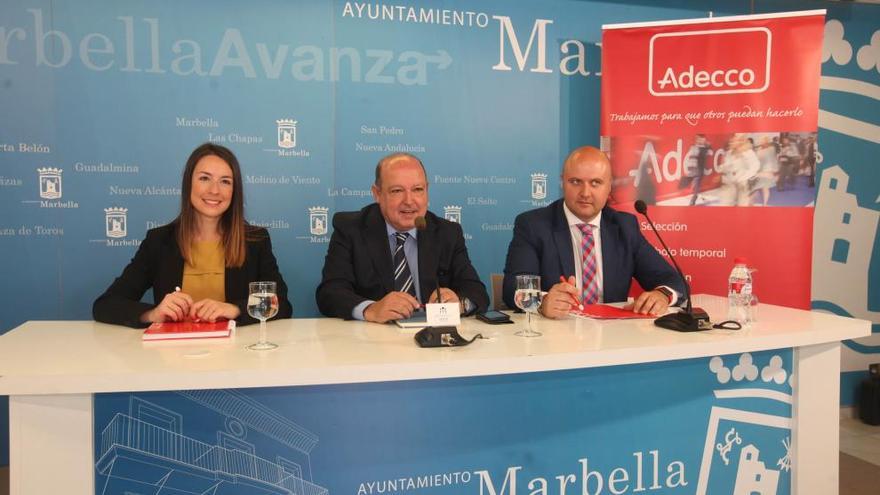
(562, 203), (605, 303)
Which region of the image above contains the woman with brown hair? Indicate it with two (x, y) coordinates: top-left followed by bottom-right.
(93, 143), (292, 327)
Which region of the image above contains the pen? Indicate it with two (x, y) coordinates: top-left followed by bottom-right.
(174, 286), (196, 321)
(559, 276), (584, 311)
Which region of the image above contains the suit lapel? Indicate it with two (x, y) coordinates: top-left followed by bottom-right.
(553, 202), (577, 278)
(599, 210), (622, 297)
(160, 227), (185, 295)
(364, 206), (394, 293)
(417, 217), (438, 303)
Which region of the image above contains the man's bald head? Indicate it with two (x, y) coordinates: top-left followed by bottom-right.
(561, 146), (613, 223)
(374, 153), (426, 187)
(371, 153), (429, 231)
(563, 146), (612, 181)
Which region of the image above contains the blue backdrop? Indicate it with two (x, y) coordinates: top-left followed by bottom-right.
(0, 0), (754, 331)
(3, 0), (878, 468)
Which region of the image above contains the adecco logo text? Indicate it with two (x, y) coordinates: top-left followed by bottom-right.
(649, 28), (771, 96)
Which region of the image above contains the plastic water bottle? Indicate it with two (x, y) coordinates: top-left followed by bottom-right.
(728, 258), (753, 323)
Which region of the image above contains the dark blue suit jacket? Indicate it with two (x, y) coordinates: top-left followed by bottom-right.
(502, 200), (685, 308)
(316, 204), (489, 319)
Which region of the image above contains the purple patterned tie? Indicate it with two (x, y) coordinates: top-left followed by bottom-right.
(579, 224), (599, 304)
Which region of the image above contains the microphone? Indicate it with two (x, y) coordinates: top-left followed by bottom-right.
(634, 200), (710, 332)
(414, 216), (442, 304)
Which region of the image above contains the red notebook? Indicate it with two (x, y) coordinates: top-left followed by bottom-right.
(142, 320), (235, 341)
(569, 304), (656, 320)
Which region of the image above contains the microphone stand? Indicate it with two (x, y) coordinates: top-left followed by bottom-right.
(634, 201), (710, 332)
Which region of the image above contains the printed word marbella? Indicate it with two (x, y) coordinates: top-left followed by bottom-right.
(1, 9), (449, 85)
(475, 451), (687, 495)
(491, 17), (598, 77)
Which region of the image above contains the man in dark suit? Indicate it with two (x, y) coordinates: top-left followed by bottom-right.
(503, 146), (685, 318)
(316, 153), (489, 322)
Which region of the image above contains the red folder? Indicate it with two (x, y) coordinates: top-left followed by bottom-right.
(569, 304), (655, 320)
(142, 320), (235, 341)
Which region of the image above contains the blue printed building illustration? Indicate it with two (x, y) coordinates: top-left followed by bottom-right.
(734, 444), (780, 495)
(696, 353), (792, 495)
(96, 389), (328, 495)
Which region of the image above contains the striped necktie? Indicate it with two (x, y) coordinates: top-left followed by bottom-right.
(393, 232), (416, 296)
(578, 224), (599, 304)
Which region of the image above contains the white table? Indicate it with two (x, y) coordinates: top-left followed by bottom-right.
(0, 295), (869, 495)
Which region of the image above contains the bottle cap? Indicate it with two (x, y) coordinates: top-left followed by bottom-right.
(734, 257), (748, 265)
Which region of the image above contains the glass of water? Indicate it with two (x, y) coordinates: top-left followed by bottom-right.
(513, 274), (543, 337)
(247, 281), (279, 351)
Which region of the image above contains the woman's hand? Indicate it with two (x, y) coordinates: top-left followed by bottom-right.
(141, 290), (194, 323)
(189, 299), (240, 322)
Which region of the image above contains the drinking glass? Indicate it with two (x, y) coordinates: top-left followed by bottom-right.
(247, 281), (279, 351)
(513, 274), (543, 337)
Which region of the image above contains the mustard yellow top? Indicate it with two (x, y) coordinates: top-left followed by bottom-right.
(181, 241), (225, 302)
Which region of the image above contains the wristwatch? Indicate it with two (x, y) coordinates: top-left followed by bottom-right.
(460, 297), (475, 315)
(655, 286), (674, 303)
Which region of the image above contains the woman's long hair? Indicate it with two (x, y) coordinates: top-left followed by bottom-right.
(176, 143), (249, 268)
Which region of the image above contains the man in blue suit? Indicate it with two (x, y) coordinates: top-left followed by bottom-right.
(503, 146), (685, 318)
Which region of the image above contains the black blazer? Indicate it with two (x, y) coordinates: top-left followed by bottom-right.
(93, 223), (292, 328)
(315, 203), (489, 319)
(502, 200), (685, 308)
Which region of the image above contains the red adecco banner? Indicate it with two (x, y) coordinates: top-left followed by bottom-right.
(601, 11), (825, 309)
